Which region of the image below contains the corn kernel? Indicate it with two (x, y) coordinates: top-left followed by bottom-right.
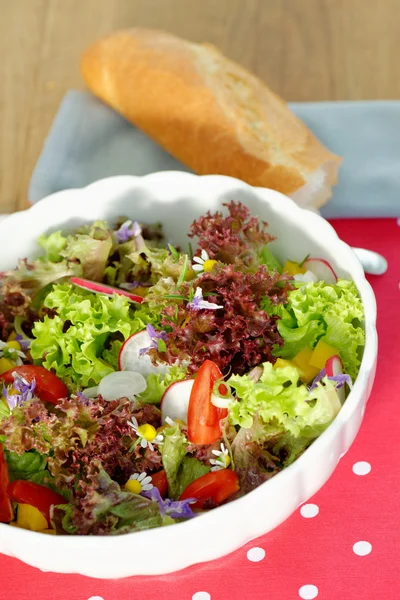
(17, 504), (48, 531)
(0, 357), (15, 374)
(283, 261), (306, 276)
(309, 340), (339, 369)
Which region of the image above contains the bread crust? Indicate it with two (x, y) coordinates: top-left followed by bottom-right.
(81, 29), (341, 204)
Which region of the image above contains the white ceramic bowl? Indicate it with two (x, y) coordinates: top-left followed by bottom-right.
(0, 173), (377, 578)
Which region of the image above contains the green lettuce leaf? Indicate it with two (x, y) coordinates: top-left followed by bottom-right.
(137, 365), (188, 405)
(161, 423), (188, 499)
(174, 456), (210, 498)
(30, 283), (160, 388)
(37, 231), (67, 263)
(0, 258), (81, 299)
(271, 279), (365, 380)
(60, 221), (113, 282)
(260, 245), (282, 273)
(4, 449), (48, 483)
(228, 362), (337, 436)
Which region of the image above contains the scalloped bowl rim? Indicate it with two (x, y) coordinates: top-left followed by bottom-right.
(0, 173), (377, 579)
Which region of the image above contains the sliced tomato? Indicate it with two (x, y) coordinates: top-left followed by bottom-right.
(7, 480), (65, 524)
(0, 365), (68, 405)
(187, 360), (228, 445)
(179, 469), (239, 509)
(151, 470), (168, 498)
(0, 445), (13, 523)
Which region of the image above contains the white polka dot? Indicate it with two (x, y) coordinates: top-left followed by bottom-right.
(246, 546), (266, 562)
(192, 593), (211, 600)
(352, 461), (371, 475)
(88, 597), (105, 600)
(300, 503), (319, 518)
(353, 541), (372, 556)
(299, 584), (318, 599)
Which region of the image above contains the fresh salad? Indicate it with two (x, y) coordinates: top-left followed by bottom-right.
(0, 202), (365, 535)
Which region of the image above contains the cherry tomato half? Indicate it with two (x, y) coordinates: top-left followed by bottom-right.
(151, 470), (168, 498)
(179, 469), (239, 509)
(0, 365), (68, 405)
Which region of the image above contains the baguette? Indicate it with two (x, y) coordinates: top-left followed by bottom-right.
(81, 28), (341, 209)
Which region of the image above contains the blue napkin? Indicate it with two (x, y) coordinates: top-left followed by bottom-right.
(29, 91), (400, 218)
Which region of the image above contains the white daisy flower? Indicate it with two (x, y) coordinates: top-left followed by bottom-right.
(127, 416), (164, 451)
(210, 443), (231, 471)
(0, 340), (25, 365)
(126, 471), (153, 494)
(192, 249), (218, 274)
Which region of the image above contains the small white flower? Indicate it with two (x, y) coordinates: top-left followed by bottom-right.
(128, 471), (153, 492)
(127, 416), (164, 451)
(0, 341), (25, 365)
(192, 249), (218, 274)
(210, 443), (231, 471)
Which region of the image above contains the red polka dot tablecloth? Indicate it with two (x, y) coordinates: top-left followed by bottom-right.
(1, 218), (398, 600)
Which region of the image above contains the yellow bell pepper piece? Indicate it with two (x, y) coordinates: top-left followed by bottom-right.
(17, 504), (48, 531)
(41, 529), (56, 535)
(283, 260), (306, 276)
(292, 347), (320, 383)
(6, 341), (21, 351)
(274, 358), (305, 379)
(0, 357), (15, 374)
(7, 331), (17, 342)
(309, 340), (339, 369)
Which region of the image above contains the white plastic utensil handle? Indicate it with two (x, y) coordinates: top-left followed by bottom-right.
(352, 247), (388, 275)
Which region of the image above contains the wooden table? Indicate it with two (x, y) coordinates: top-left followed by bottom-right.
(1, 0), (399, 213)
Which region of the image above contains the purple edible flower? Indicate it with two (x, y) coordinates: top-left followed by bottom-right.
(139, 324), (168, 357)
(309, 368), (353, 391)
(142, 487), (197, 520)
(115, 220), (142, 243)
(15, 334), (31, 352)
(3, 371), (36, 411)
(187, 287), (223, 312)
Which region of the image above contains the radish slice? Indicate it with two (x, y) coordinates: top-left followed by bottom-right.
(293, 270), (319, 283)
(302, 258), (338, 284)
(325, 355), (347, 404)
(161, 379), (194, 424)
(70, 277), (143, 304)
(97, 371), (147, 401)
(119, 330), (170, 377)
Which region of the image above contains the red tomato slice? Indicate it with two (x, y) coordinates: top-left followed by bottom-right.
(187, 360), (228, 445)
(0, 445), (13, 523)
(7, 480), (65, 524)
(179, 469), (239, 509)
(0, 365), (68, 405)
(151, 470), (168, 498)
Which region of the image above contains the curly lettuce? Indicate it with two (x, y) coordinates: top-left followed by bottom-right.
(268, 279), (365, 380)
(30, 283), (160, 388)
(228, 362), (337, 436)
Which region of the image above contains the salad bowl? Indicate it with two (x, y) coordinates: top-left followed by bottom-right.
(0, 172), (377, 578)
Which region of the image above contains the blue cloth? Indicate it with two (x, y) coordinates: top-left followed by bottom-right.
(29, 91), (400, 218)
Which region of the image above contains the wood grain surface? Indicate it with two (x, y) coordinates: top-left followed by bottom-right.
(1, 0), (399, 212)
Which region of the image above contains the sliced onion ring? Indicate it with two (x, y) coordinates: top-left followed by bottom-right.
(210, 394), (231, 409)
(81, 385), (99, 398)
(97, 371), (147, 401)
